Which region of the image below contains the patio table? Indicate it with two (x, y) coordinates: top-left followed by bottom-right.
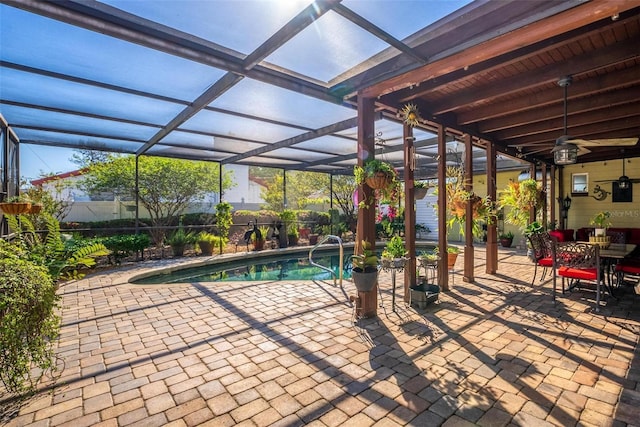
(600, 243), (637, 293)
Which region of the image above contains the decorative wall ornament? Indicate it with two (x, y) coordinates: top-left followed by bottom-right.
(400, 103), (421, 127)
(590, 185), (610, 201)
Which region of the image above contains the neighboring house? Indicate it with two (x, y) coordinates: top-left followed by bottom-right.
(30, 164), (266, 222)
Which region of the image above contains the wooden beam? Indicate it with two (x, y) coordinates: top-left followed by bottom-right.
(459, 67), (640, 125)
(355, 96), (378, 318)
(403, 126), (416, 301)
(463, 133), (474, 283)
(437, 124), (449, 291)
(428, 42), (640, 115)
(360, 0), (638, 98)
(485, 141), (497, 274)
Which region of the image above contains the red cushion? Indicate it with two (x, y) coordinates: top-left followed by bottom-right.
(616, 264), (640, 274)
(549, 230), (573, 242)
(538, 257), (553, 267)
(558, 266), (597, 280)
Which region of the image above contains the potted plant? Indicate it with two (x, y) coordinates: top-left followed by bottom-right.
(590, 211), (611, 236)
(442, 246), (460, 270)
(287, 227), (299, 246)
(354, 159), (400, 209)
(499, 231), (514, 247)
(414, 181), (430, 200)
(440, 166), (494, 238)
(354, 159), (396, 189)
(0, 195), (32, 215)
(255, 225), (270, 250)
(166, 227), (195, 257)
(381, 235), (407, 268)
(196, 232), (221, 256)
(498, 179), (544, 230)
(350, 240), (379, 292)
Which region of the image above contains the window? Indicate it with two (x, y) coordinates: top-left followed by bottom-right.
(571, 173), (588, 195)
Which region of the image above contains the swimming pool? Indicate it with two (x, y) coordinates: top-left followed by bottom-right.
(132, 251), (350, 284)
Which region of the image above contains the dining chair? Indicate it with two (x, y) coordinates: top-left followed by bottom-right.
(552, 241), (602, 312)
(615, 258), (640, 288)
(526, 231), (554, 286)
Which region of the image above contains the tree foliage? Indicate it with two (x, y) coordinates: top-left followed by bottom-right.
(79, 155), (235, 245)
(260, 169), (330, 211)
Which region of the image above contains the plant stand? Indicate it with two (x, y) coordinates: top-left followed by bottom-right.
(412, 257), (441, 309)
(380, 257), (407, 312)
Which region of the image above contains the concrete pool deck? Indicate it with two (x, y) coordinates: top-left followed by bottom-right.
(2, 246), (639, 426)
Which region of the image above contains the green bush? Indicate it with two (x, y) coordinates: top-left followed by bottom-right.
(100, 234), (151, 264)
(0, 252), (60, 393)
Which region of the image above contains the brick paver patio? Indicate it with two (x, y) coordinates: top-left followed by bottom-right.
(2, 246), (639, 426)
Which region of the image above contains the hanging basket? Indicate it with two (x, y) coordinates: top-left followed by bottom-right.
(0, 202), (31, 215)
(415, 187), (428, 200)
(365, 172), (391, 189)
(28, 203), (43, 214)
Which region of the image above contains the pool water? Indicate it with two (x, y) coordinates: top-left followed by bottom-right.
(133, 252), (351, 284)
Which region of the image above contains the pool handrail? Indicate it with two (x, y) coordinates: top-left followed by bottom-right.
(308, 235), (343, 286)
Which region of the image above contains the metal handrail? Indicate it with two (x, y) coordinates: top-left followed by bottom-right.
(308, 235), (343, 286)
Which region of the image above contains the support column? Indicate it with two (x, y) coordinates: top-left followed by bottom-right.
(486, 141), (498, 274)
(541, 164), (548, 228)
(404, 125), (416, 301)
(463, 134), (474, 283)
(436, 124), (449, 291)
(550, 165), (557, 228)
(355, 95), (378, 318)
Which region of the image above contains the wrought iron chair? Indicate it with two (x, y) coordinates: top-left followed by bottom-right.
(615, 258), (640, 288)
(526, 231), (554, 286)
(552, 241), (602, 312)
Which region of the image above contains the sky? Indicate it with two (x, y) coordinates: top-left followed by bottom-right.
(21, 145), (79, 182)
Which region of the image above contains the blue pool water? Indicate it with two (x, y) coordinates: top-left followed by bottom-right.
(133, 252), (351, 284)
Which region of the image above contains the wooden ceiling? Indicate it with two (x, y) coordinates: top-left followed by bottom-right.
(345, 0), (640, 166)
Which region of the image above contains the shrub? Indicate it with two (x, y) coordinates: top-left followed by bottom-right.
(0, 251), (60, 393)
(100, 234), (151, 264)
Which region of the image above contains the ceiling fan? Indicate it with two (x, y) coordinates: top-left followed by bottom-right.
(595, 156), (640, 189)
(551, 75), (639, 165)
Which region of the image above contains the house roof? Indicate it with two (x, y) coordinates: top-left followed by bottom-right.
(2, 0), (639, 180)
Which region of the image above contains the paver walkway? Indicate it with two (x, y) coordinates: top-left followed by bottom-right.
(2, 246), (639, 426)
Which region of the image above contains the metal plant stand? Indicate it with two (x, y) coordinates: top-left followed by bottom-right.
(380, 257), (408, 311)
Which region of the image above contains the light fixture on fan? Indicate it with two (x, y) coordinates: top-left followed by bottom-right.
(552, 76), (578, 165)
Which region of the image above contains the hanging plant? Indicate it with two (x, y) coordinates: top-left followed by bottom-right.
(436, 166), (495, 238)
(498, 179), (544, 229)
(354, 159), (400, 209)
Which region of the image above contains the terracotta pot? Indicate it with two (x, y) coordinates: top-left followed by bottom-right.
(365, 172), (391, 189)
(29, 203), (43, 214)
(0, 202), (31, 215)
(447, 252), (458, 270)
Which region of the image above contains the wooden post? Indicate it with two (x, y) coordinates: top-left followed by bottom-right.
(436, 124), (449, 291)
(404, 125), (416, 302)
(356, 95), (378, 317)
(486, 141), (498, 274)
(463, 134), (474, 283)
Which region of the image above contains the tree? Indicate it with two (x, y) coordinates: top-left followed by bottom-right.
(70, 148), (110, 168)
(330, 174), (356, 221)
(260, 170), (330, 211)
(80, 155), (235, 245)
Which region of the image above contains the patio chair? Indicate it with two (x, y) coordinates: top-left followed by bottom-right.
(552, 240), (602, 312)
(615, 258), (640, 289)
(526, 231), (554, 286)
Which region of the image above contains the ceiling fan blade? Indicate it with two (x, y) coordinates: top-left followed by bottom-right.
(576, 146), (591, 155)
(594, 179), (616, 183)
(570, 137), (639, 147)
